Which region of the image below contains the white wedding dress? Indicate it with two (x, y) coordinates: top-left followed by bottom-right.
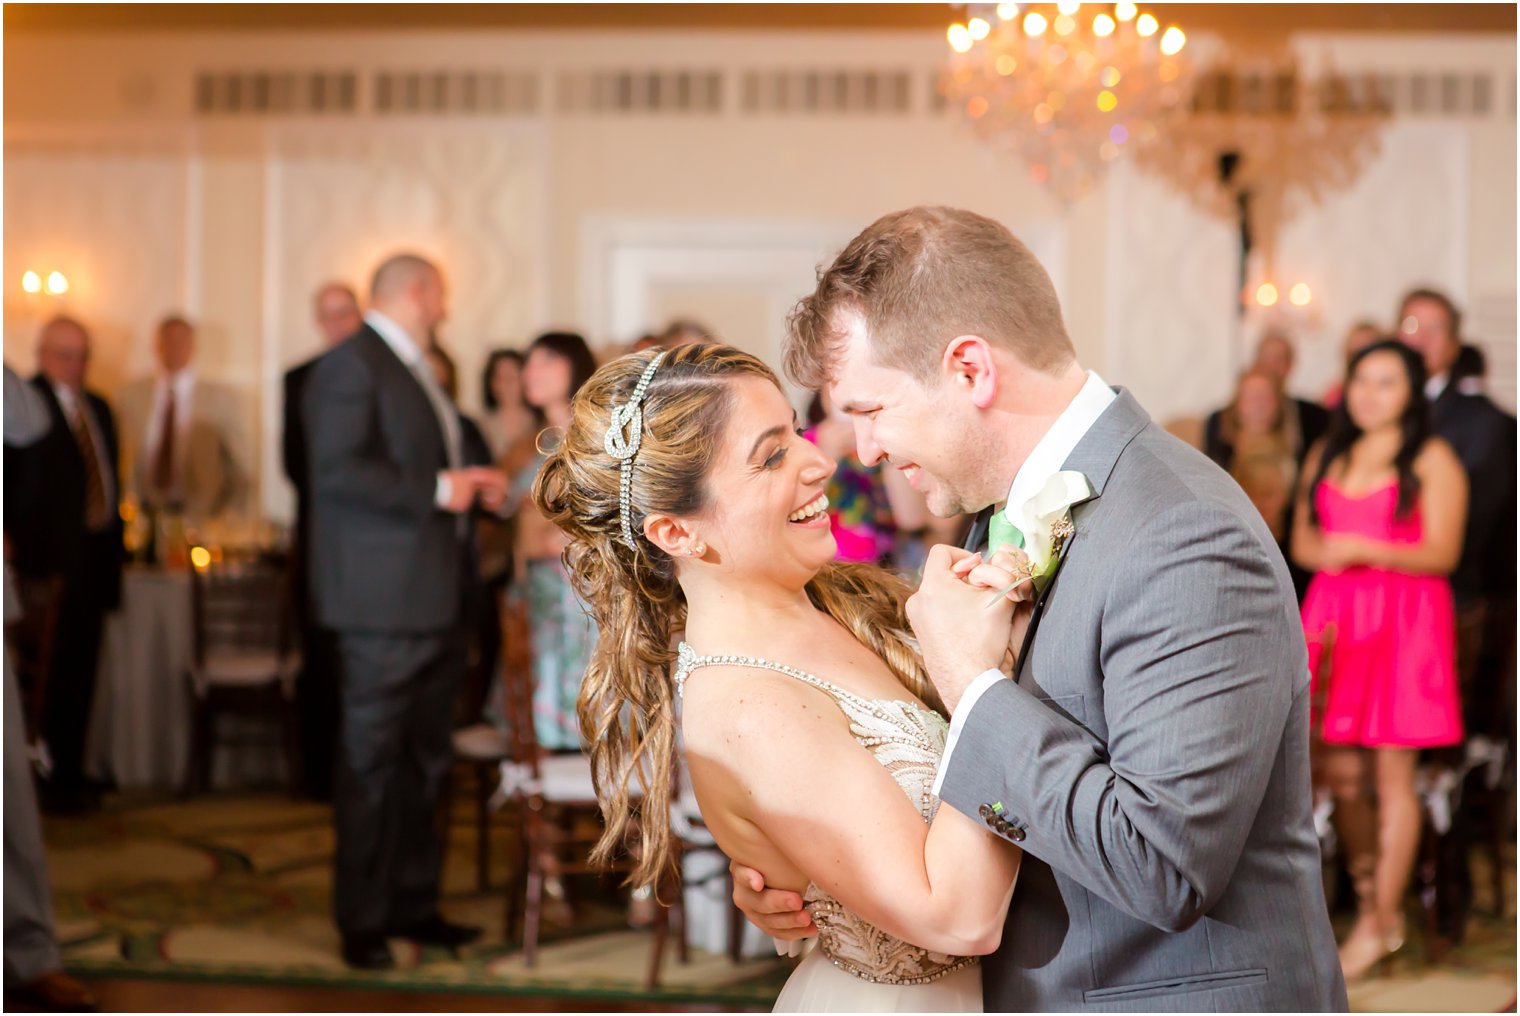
(676, 644), (984, 1013)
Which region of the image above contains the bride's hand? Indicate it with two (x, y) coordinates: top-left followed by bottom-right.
(952, 547), (1039, 606)
(730, 860), (815, 941)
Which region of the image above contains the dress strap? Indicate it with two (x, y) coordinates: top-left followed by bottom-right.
(674, 642), (869, 709)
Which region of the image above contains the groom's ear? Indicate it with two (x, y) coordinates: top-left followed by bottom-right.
(943, 335), (998, 409)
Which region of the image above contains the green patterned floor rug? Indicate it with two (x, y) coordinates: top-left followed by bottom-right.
(41, 793), (1515, 1011)
(44, 792), (789, 1007)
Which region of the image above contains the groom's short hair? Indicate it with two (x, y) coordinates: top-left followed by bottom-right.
(784, 206), (1074, 390)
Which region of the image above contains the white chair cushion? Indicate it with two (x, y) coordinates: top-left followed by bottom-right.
(495, 752), (640, 806)
(452, 722), (511, 760)
(192, 650), (300, 691)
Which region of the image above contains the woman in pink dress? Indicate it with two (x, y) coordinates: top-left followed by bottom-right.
(1292, 339), (1467, 982)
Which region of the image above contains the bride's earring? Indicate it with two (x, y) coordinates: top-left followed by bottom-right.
(690, 542), (706, 557)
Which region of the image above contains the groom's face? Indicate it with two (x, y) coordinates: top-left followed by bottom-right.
(826, 311), (995, 518)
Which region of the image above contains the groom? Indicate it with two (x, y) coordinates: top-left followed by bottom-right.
(735, 207), (1347, 1011)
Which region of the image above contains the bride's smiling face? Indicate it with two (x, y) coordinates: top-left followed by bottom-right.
(688, 375), (838, 588)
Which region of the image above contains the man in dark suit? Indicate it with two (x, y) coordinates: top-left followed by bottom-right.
(1397, 288), (1517, 942)
(282, 282), (363, 801)
(2, 316), (124, 815)
(304, 254), (506, 969)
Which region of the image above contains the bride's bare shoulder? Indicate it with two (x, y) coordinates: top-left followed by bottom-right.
(679, 664), (845, 753)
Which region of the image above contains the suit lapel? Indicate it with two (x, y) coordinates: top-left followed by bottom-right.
(964, 506), (994, 553)
(1013, 500), (1087, 677)
(1010, 388), (1152, 678)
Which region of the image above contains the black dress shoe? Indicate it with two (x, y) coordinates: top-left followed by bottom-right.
(388, 915), (482, 950)
(341, 933), (395, 970)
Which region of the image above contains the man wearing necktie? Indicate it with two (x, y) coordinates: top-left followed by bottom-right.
(2, 317), (124, 815)
(117, 315), (247, 522)
(304, 253), (507, 970)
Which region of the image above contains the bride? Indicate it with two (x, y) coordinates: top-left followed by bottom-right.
(532, 343), (1023, 1012)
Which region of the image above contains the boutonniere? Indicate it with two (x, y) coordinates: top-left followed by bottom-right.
(986, 470), (1092, 595)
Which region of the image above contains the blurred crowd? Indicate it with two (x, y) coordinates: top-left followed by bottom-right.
(2, 257), (1513, 990)
(1198, 289), (1515, 982)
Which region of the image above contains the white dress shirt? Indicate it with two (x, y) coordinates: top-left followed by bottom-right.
(51, 380), (118, 522)
(364, 309), (464, 509)
(931, 371), (1116, 798)
(1425, 372), (1449, 402)
(144, 368), (195, 468)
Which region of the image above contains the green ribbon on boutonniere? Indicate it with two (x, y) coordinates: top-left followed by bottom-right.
(986, 470), (1093, 596)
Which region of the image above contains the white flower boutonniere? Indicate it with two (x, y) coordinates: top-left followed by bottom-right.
(987, 470), (1093, 592)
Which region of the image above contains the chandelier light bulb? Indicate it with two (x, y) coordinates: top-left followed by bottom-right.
(45, 271), (68, 295)
(996, 54), (1019, 75)
(1159, 26), (1186, 55)
(996, 3), (1020, 21)
(1092, 13), (1116, 37)
(1256, 283), (1279, 307)
(1096, 90), (1118, 112)
(1100, 66), (1122, 87)
(1023, 11), (1048, 36)
(1054, 14), (1077, 36)
(1115, 1), (1138, 22)
(948, 23), (974, 51)
(1289, 283), (1312, 306)
(1136, 13), (1159, 37)
(21, 270), (41, 294)
(968, 16), (991, 40)
(1056, 0), (1081, 15)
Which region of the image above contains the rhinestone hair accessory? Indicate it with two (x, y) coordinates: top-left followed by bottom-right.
(604, 350), (668, 550)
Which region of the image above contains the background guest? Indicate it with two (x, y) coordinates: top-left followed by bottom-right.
(1323, 321), (1383, 408)
(1397, 287), (1518, 940)
(3, 317), (124, 815)
(305, 253), (505, 969)
(1207, 368), (1305, 593)
(1293, 340), (1467, 982)
(657, 318), (714, 347)
(478, 349), (538, 462)
(487, 331), (598, 752)
(118, 315), (248, 522)
(281, 281), (363, 801)
(2, 363), (98, 1011)
(1208, 330), (1330, 466)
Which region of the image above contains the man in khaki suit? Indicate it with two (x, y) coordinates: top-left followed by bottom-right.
(118, 315), (248, 521)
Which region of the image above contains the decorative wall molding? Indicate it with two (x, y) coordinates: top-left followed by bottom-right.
(258, 120), (550, 519)
(180, 60), (1515, 121)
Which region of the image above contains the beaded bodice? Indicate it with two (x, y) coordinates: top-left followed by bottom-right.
(675, 643), (976, 986)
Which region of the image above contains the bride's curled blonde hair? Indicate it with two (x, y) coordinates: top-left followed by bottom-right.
(532, 343), (939, 891)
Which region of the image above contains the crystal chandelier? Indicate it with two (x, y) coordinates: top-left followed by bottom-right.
(942, 2), (1194, 203)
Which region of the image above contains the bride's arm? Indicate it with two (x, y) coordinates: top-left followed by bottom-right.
(691, 675), (1021, 957)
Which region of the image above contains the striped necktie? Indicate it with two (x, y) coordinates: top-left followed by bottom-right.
(71, 399), (110, 531)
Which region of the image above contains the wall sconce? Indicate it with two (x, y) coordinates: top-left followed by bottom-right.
(1249, 280), (1312, 309)
(21, 269), (70, 297)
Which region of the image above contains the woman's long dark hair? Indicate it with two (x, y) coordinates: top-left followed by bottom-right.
(1307, 339), (1429, 526)
(481, 347), (526, 411)
(527, 331), (599, 403)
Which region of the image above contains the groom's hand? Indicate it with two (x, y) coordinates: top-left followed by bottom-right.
(908, 543), (1017, 714)
(729, 860), (815, 940)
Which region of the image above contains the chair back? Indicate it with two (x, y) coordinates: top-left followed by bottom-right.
(498, 593), (545, 774)
(189, 554), (294, 670)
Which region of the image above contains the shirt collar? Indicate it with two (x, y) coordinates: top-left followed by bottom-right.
(48, 379), (79, 415)
(159, 368), (196, 396)
(1004, 370), (1116, 513)
(1425, 372), (1449, 401)
(365, 309), (425, 367)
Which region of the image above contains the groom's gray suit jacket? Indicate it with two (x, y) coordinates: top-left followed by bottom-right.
(942, 389), (1347, 1012)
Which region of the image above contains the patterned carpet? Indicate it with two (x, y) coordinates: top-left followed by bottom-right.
(42, 792), (1515, 1010)
(44, 792), (790, 1006)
